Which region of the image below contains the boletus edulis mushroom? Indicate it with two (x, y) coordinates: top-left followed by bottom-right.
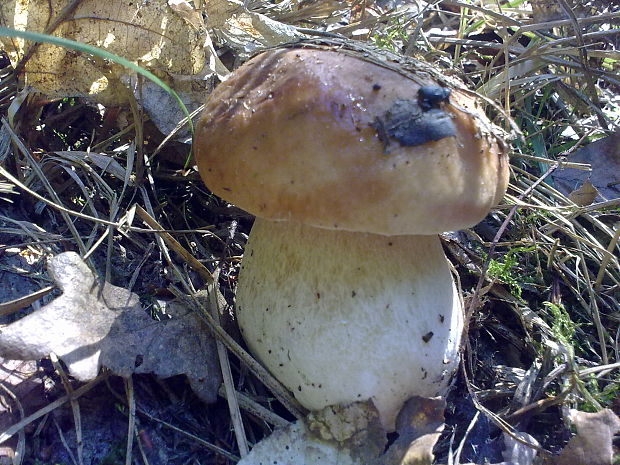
(194, 42), (509, 431)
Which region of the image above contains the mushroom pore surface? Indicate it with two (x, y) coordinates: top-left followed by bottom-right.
(236, 218), (462, 431)
(195, 47), (509, 235)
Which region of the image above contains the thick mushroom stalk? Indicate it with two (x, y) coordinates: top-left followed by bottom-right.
(237, 218), (462, 430)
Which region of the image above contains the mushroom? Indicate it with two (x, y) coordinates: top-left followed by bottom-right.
(194, 45), (509, 431)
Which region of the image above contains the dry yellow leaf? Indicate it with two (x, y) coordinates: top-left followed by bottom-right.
(0, 0), (205, 105)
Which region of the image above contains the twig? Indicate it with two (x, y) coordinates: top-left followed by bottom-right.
(125, 377), (136, 465)
(218, 385), (289, 428)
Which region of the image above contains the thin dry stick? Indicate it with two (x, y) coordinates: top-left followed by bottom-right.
(53, 418), (79, 465)
(134, 204), (214, 283)
(218, 385), (289, 428)
(136, 407), (240, 462)
(214, 220), (251, 456)
(125, 377), (136, 465)
(580, 361), (620, 377)
(452, 410), (480, 465)
(209, 286), (249, 457)
(135, 199), (251, 453)
(134, 430), (151, 465)
(105, 375), (240, 462)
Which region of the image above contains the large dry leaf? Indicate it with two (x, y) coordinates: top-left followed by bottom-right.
(552, 131), (620, 202)
(553, 409), (620, 465)
(0, 0), (206, 105)
(0, 252), (220, 403)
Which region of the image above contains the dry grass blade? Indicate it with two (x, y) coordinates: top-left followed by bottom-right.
(2, 120), (87, 254)
(49, 353), (83, 465)
(0, 285), (53, 316)
(0, 383), (26, 465)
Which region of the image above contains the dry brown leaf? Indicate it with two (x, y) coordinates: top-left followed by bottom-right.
(0, 252), (221, 403)
(0, 0), (206, 105)
(552, 131), (620, 202)
(169, 0), (206, 30)
(380, 396), (446, 465)
(568, 179), (599, 206)
(553, 409), (620, 465)
(204, 0), (303, 55)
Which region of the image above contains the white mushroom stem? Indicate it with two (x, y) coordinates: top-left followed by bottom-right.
(236, 218), (464, 431)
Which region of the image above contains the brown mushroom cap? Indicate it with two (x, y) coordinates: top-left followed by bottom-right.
(195, 47), (509, 235)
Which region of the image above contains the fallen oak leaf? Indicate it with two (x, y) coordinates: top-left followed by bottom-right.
(0, 252), (220, 403)
(0, 0), (206, 106)
(99, 299), (221, 402)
